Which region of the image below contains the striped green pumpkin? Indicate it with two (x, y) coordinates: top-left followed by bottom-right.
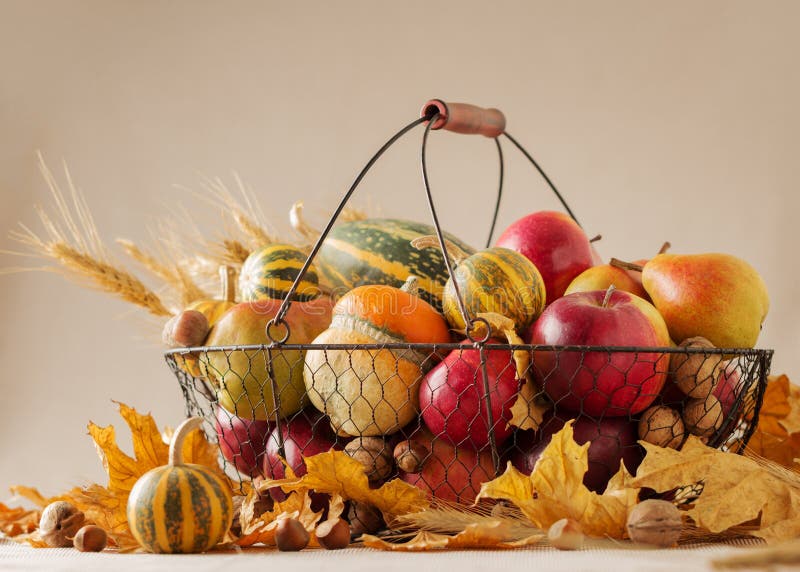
(444, 246), (546, 331)
(239, 244), (320, 302)
(316, 219), (474, 311)
(127, 418), (233, 553)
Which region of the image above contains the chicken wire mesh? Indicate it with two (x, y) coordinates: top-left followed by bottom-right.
(166, 343), (772, 502)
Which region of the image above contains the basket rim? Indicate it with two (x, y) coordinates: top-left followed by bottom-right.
(164, 343), (775, 356)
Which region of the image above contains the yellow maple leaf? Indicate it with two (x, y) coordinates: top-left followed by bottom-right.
(476, 422), (638, 538)
(0, 502), (40, 537)
(266, 450), (429, 518)
(235, 490), (323, 547)
(633, 436), (798, 542)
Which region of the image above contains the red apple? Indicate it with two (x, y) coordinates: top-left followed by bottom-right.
(420, 340), (520, 450)
(263, 411), (340, 480)
(495, 211), (594, 302)
(714, 360), (742, 419)
(530, 288), (670, 417)
(399, 430), (496, 503)
(214, 405), (272, 477)
(508, 414), (642, 493)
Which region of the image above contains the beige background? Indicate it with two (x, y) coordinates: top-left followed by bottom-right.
(1, 1), (797, 497)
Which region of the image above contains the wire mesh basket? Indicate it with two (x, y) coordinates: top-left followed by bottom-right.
(164, 99), (773, 519)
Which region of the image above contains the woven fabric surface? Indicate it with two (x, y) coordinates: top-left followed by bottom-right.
(0, 538), (783, 572)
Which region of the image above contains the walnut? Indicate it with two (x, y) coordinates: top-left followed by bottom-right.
(670, 337), (722, 399)
(683, 395), (724, 437)
(39, 501), (85, 547)
(638, 405), (685, 449)
(347, 501), (384, 536)
(626, 499), (682, 547)
(344, 437), (393, 482)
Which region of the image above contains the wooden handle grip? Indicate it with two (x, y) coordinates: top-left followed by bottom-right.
(421, 99), (506, 138)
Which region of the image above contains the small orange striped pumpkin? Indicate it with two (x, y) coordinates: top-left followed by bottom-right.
(126, 418), (232, 553)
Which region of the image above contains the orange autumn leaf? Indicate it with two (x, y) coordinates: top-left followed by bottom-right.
(0, 502), (40, 537)
(748, 375), (800, 467)
(476, 422), (638, 539)
(361, 521), (544, 551)
(266, 450), (429, 518)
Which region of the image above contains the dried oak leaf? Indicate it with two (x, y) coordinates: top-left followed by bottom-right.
(265, 450), (429, 519)
(748, 375), (800, 467)
(8, 402), (228, 550)
(632, 436), (799, 542)
(234, 490), (322, 547)
(0, 502), (40, 537)
(476, 421), (638, 539)
(361, 521), (544, 551)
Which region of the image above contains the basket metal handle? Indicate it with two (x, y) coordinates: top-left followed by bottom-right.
(266, 99), (579, 343)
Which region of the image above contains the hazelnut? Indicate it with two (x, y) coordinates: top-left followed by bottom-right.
(626, 499), (682, 547)
(394, 440), (428, 473)
(162, 310), (209, 348)
(638, 406), (685, 449)
(683, 395), (724, 437)
(347, 502), (384, 536)
(275, 517), (310, 551)
(39, 501), (85, 548)
(670, 337), (722, 399)
(315, 518), (351, 550)
(548, 518), (584, 550)
(73, 525), (108, 552)
(344, 437), (393, 482)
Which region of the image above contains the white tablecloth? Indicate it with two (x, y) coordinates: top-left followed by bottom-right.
(0, 538), (791, 572)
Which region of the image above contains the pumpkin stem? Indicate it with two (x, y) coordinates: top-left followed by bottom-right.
(168, 417), (205, 466)
(219, 265), (237, 302)
(410, 235), (470, 265)
(400, 275), (419, 295)
(609, 258), (644, 273)
(289, 201), (320, 242)
(658, 241), (671, 255)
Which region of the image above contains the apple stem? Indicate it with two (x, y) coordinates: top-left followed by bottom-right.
(589, 234), (602, 243)
(168, 416), (204, 466)
(658, 242), (671, 255)
(602, 284), (617, 308)
(610, 258), (644, 273)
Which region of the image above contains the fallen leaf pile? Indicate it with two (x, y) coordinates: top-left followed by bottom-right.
(633, 436), (800, 542)
(476, 421), (639, 539)
(361, 521), (543, 551)
(747, 374), (800, 467)
(2, 402), (227, 550)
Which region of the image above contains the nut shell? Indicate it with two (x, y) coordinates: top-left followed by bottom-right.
(683, 395), (724, 437)
(73, 525), (108, 552)
(626, 499), (682, 547)
(670, 337), (722, 399)
(344, 437), (393, 482)
(638, 406), (685, 449)
(316, 518), (351, 550)
(275, 518), (310, 551)
(347, 502), (384, 536)
(39, 501), (85, 548)
(394, 440), (428, 473)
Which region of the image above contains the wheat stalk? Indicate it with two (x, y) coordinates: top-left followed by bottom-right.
(5, 156), (173, 317)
